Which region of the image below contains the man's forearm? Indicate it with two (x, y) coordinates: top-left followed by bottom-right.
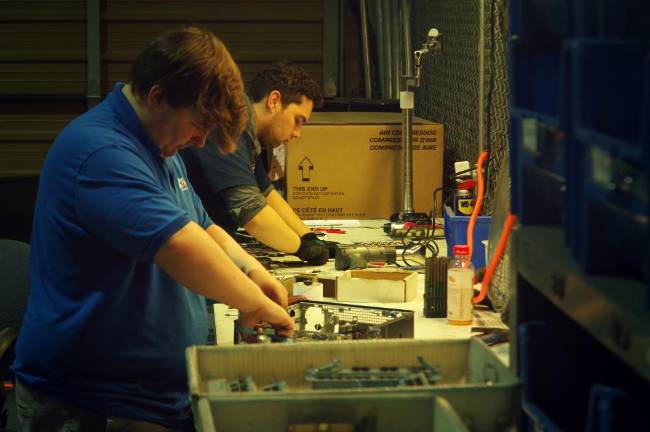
(154, 221), (267, 313)
(205, 224), (265, 275)
(243, 205), (301, 253)
(265, 189), (311, 236)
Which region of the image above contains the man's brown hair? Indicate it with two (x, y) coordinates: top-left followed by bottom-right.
(128, 27), (247, 152)
(249, 62), (324, 109)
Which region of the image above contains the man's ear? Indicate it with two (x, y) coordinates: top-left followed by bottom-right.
(266, 90), (282, 112)
(146, 85), (164, 112)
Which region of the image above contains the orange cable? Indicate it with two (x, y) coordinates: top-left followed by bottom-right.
(466, 152), (488, 257)
(474, 213), (517, 304)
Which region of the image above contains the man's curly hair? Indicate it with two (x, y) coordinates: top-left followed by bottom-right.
(249, 62), (324, 109)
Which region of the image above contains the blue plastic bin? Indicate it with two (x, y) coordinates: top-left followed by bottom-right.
(510, 46), (563, 119)
(566, 40), (649, 280)
(574, 0), (650, 40)
(443, 206), (491, 269)
(508, 1), (574, 229)
(571, 41), (647, 163)
(509, 109), (568, 227)
(509, 0), (574, 120)
(509, 0), (573, 44)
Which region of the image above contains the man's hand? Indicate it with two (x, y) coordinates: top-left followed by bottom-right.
(247, 268), (288, 309)
(239, 302), (295, 338)
(294, 232), (329, 265)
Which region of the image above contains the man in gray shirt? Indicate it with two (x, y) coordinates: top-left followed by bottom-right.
(181, 62), (329, 265)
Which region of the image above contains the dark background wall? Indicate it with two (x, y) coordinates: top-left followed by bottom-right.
(0, 0), (324, 176)
(0, 0), (324, 241)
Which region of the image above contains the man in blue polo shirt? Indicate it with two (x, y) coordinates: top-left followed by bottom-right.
(181, 62), (332, 265)
(12, 28), (293, 431)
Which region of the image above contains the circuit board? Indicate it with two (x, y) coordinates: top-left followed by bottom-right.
(287, 300), (414, 341)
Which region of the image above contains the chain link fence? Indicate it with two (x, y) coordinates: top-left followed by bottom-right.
(413, 0), (509, 215)
(413, 0), (512, 314)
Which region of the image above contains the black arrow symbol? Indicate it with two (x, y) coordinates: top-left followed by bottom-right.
(298, 157), (314, 181)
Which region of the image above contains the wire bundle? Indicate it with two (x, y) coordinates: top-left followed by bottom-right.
(393, 222), (444, 270)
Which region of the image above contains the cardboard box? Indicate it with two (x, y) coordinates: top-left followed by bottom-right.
(280, 273), (338, 298)
(336, 269), (418, 302)
(186, 339), (520, 432)
(287, 112), (443, 219)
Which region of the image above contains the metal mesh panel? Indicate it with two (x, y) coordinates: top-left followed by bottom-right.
(483, 0), (510, 213)
(412, 0), (509, 215)
(486, 152), (512, 314)
(413, 0), (512, 318)
(484, 0), (511, 314)
(413, 0), (481, 190)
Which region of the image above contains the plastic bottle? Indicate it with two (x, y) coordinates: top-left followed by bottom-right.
(447, 245), (474, 325)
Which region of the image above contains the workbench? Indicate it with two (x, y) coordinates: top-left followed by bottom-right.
(214, 219), (510, 365)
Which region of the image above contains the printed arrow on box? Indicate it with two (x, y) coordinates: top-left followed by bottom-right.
(298, 157), (314, 181)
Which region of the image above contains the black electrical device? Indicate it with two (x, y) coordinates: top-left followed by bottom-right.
(334, 244), (397, 270)
(384, 212), (433, 238)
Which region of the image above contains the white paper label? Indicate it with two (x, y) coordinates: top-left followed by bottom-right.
(522, 117), (538, 153)
(447, 268), (474, 322)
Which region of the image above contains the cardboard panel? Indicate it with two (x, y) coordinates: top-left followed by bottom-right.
(287, 112), (444, 219)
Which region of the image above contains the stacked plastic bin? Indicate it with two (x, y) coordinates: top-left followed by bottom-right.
(509, 0), (574, 226)
(568, 39), (649, 282)
(509, 1), (650, 430)
(510, 0), (649, 292)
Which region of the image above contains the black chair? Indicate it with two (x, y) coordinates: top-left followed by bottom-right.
(0, 239), (30, 429)
(0, 177), (39, 243)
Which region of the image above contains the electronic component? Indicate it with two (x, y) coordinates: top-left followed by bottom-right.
(305, 356), (441, 389)
(334, 243), (426, 270)
(424, 256), (450, 318)
(287, 300), (414, 341)
(334, 244), (397, 270)
(207, 376), (288, 394)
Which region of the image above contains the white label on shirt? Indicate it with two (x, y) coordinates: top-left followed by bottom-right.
(177, 177), (189, 191)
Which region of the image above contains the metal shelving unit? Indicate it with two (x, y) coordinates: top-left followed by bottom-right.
(512, 226), (649, 430)
(515, 226), (649, 382)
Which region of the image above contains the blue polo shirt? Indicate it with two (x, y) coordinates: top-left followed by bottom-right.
(13, 83), (212, 428)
